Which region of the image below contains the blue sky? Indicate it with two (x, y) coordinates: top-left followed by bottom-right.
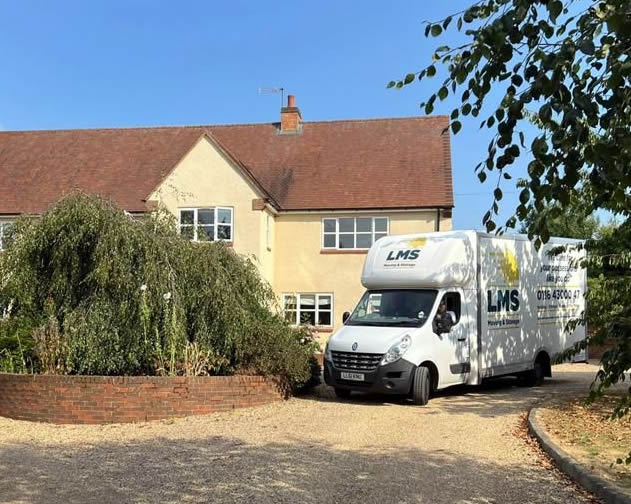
(0, 0), (530, 230)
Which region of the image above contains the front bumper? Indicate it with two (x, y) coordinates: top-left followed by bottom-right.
(323, 357), (415, 395)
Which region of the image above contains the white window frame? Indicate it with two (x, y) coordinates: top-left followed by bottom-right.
(0, 222), (13, 251)
(321, 217), (389, 250)
(283, 293), (334, 328)
(178, 207), (233, 242)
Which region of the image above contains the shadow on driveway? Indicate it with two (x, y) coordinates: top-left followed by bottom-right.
(304, 363), (598, 419)
(0, 435), (588, 504)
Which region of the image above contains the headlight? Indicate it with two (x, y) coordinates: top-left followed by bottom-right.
(381, 334), (412, 365)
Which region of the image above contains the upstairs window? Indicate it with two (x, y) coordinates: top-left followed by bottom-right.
(322, 217), (388, 249)
(0, 222), (13, 251)
(283, 293), (333, 327)
(179, 208), (233, 242)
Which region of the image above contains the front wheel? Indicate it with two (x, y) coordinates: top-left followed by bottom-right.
(412, 365), (431, 405)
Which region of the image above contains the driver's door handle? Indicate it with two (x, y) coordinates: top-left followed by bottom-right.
(457, 337), (466, 342)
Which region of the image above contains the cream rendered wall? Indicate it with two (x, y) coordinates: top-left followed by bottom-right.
(150, 142), (452, 345)
(258, 209), (275, 287)
(148, 136), (273, 285)
(274, 211), (452, 345)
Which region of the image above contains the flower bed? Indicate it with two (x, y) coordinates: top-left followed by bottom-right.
(0, 373), (284, 424)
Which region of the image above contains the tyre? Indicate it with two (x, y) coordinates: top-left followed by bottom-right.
(412, 365), (431, 405)
(334, 387), (352, 399)
(523, 361), (545, 387)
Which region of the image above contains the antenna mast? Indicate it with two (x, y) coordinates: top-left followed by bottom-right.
(257, 86), (285, 108)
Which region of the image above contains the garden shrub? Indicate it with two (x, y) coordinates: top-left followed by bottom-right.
(0, 193), (319, 390)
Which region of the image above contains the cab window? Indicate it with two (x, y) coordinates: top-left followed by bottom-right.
(440, 292), (461, 324)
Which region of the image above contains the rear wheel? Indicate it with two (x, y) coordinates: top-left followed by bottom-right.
(334, 387), (352, 399)
(523, 361), (545, 387)
(412, 365), (431, 405)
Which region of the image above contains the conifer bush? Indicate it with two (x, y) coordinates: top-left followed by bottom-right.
(0, 193), (319, 391)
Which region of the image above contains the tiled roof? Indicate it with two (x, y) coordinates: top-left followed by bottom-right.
(0, 116), (453, 214)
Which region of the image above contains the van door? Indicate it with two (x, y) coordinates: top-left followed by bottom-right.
(437, 290), (470, 384)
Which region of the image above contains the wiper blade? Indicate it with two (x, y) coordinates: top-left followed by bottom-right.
(346, 321), (386, 326)
(384, 320), (418, 326)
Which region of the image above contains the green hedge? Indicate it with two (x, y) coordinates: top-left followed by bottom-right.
(0, 193), (319, 391)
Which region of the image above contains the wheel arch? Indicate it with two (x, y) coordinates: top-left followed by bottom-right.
(419, 360), (440, 391)
(534, 349), (552, 377)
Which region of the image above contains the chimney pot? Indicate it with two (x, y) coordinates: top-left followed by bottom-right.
(280, 94), (301, 134)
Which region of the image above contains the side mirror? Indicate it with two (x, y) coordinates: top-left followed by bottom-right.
(342, 311), (351, 323)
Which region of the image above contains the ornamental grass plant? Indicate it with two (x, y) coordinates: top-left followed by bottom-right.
(0, 193), (318, 391)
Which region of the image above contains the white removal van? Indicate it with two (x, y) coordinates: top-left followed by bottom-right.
(323, 230), (587, 405)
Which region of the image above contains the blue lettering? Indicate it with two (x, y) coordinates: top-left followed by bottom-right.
(510, 290), (520, 311)
(497, 290), (510, 311)
(487, 290), (497, 312)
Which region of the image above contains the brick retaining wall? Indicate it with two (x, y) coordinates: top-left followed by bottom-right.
(0, 373), (285, 424)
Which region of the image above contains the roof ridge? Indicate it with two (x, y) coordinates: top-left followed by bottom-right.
(301, 115), (449, 125)
(0, 125), (209, 135)
(0, 115), (449, 134)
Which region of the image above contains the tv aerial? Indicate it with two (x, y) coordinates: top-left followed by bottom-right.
(257, 86), (285, 108)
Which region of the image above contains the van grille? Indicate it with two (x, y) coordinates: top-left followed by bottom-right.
(331, 351), (383, 371)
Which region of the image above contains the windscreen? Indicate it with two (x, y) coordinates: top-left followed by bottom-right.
(346, 289), (437, 327)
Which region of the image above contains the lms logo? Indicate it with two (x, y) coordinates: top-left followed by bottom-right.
(386, 249), (420, 261)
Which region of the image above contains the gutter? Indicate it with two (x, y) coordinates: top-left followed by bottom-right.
(276, 206), (453, 216)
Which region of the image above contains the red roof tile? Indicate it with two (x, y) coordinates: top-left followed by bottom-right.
(0, 116), (453, 214)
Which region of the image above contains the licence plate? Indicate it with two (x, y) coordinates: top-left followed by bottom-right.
(341, 372), (365, 381)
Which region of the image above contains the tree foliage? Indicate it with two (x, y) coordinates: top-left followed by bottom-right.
(518, 192), (600, 238)
(389, 0), (631, 242)
(389, 0), (631, 438)
(0, 193), (319, 391)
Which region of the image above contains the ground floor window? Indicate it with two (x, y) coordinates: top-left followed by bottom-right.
(0, 222), (13, 251)
(283, 293), (333, 327)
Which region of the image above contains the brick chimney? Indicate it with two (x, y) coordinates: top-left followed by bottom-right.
(280, 94), (302, 134)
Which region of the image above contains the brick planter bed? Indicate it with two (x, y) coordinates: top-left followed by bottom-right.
(0, 373), (285, 424)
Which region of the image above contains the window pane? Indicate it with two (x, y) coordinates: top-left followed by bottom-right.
(375, 218), (388, 232)
(284, 295), (297, 310)
(323, 219), (336, 233)
(299, 311), (316, 325)
(323, 234), (336, 248)
(356, 218), (372, 232)
(339, 234), (354, 249)
(284, 310), (297, 324)
(217, 225), (232, 240)
(217, 208), (232, 224)
(317, 311), (331, 326)
(300, 295), (315, 310)
(317, 295), (332, 310)
(180, 226), (194, 240)
(180, 210), (194, 225)
(375, 233), (387, 242)
(1, 223), (13, 249)
(339, 218), (354, 233)
(198, 209), (214, 224)
(356, 233), (372, 248)
(198, 225), (214, 241)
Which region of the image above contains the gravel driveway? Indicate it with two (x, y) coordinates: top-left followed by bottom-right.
(0, 363), (605, 504)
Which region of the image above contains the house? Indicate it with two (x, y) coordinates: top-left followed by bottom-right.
(0, 95), (454, 340)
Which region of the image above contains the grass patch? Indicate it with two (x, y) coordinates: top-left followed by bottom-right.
(540, 393), (631, 490)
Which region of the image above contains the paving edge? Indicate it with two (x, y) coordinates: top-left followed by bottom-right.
(528, 407), (631, 504)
